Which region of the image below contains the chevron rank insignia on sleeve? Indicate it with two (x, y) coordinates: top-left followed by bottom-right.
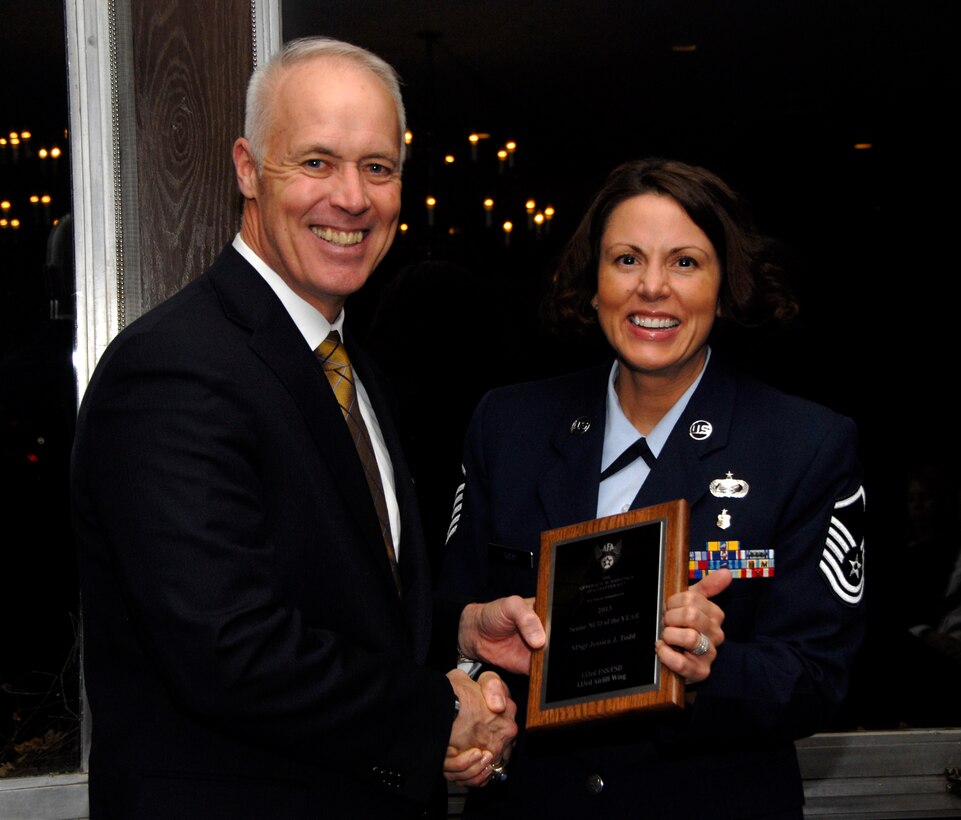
(445, 465), (467, 545)
(819, 485), (866, 606)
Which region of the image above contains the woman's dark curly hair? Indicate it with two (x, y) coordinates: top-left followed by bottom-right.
(544, 158), (798, 335)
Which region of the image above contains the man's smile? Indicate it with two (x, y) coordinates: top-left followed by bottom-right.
(310, 226), (366, 246)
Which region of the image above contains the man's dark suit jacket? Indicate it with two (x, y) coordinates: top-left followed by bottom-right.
(72, 244), (454, 818)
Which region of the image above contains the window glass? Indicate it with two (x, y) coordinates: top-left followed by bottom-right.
(0, 0), (81, 778)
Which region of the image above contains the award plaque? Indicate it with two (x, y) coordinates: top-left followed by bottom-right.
(526, 499), (689, 731)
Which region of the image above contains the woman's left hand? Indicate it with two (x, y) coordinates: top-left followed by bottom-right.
(656, 568), (732, 683)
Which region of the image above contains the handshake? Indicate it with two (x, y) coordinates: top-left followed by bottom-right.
(444, 596), (544, 788)
(442, 570), (732, 788)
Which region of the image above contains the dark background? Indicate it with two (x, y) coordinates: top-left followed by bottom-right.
(283, 0), (959, 453)
(1, 0), (77, 777)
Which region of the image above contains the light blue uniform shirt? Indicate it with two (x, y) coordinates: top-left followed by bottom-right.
(596, 349), (711, 518)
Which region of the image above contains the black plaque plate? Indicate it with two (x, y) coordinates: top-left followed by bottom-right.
(527, 499), (688, 731)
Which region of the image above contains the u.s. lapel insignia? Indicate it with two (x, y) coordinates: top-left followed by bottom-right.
(716, 508), (731, 529)
(690, 420), (713, 440)
(710, 471), (749, 499)
(570, 416), (591, 435)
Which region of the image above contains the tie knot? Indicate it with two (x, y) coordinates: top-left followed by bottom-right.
(600, 437), (656, 481)
(316, 330), (350, 371)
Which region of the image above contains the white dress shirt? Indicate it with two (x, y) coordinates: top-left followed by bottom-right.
(233, 234), (402, 558)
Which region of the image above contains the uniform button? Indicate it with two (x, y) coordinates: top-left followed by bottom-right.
(585, 773), (604, 794)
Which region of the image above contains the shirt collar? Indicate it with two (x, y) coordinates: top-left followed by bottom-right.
(233, 233), (343, 349)
(602, 346), (712, 466)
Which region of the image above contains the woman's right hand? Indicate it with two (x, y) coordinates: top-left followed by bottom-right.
(656, 568), (731, 683)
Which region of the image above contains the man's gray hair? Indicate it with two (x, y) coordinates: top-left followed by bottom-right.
(244, 36), (407, 171)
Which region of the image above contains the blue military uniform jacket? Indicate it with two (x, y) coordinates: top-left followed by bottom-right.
(438, 353), (866, 819)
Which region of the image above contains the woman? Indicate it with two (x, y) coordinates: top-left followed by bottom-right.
(437, 158), (866, 818)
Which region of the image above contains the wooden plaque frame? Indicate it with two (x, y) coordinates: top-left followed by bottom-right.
(527, 499), (689, 731)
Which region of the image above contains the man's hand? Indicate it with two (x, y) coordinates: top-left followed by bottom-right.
(445, 670), (517, 787)
(656, 569), (731, 683)
(457, 596), (546, 674)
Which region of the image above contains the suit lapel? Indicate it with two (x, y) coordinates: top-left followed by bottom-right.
(347, 335), (433, 647)
(208, 248), (402, 602)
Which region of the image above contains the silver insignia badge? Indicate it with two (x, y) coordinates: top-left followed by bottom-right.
(594, 539), (621, 571)
(690, 420), (713, 440)
(716, 509), (731, 529)
(570, 417), (591, 435)
(710, 471), (749, 498)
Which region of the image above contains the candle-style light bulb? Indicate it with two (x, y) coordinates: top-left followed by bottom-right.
(483, 198), (494, 228)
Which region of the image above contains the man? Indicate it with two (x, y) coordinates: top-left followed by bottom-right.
(72, 37), (542, 818)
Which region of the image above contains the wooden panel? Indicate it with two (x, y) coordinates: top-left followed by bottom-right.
(130, 0), (251, 312)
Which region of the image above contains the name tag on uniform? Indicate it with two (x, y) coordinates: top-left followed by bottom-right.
(488, 543), (534, 569)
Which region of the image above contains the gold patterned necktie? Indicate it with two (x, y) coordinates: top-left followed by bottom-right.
(316, 330), (401, 595)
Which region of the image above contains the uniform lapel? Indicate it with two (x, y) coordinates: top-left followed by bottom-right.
(538, 364), (611, 530)
(632, 353), (738, 511)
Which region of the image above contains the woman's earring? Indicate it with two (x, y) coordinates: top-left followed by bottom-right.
(591, 299), (599, 310)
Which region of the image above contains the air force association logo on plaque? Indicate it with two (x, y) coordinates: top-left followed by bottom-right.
(595, 539), (622, 571)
